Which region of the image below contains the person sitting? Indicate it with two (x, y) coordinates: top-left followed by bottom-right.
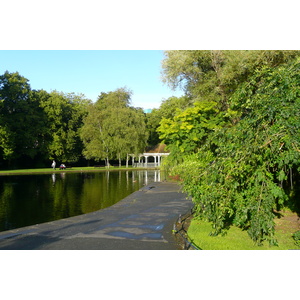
(59, 164), (66, 170)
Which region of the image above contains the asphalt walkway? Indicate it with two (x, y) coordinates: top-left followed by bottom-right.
(0, 182), (193, 250)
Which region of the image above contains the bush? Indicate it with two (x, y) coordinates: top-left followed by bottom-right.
(292, 230), (300, 247)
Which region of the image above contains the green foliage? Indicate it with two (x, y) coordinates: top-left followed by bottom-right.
(80, 88), (148, 166)
(146, 95), (193, 147)
(0, 71), (92, 167)
(40, 91), (90, 162)
(158, 100), (228, 164)
(166, 57), (300, 246)
(0, 126), (14, 159)
(292, 230), (300, 247)
(162, 50), (300, 110)
(0, 72), (48, 161)
(0, 71), (152, 168)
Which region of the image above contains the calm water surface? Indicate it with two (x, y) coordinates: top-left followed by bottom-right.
(0, 170), (163, 232)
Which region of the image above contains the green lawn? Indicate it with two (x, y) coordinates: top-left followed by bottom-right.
(188, 212), (300, 250)
(0, 166), (149, 176)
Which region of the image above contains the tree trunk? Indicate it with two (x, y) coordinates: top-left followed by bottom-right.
(119, 154), (122, 167)
(210, 50), (228, 111)
(106, 157), (110, 168)
(126, 154), (129, 168)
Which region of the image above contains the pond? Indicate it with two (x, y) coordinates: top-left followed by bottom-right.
(0, 170), (163, 232)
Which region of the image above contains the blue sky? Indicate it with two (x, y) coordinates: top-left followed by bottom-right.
(0, 50), (183, 109)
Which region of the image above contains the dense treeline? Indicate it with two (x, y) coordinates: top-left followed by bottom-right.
(0, 71), (149, 169)
(157, 50), (300, 245)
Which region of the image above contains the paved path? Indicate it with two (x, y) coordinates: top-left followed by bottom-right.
(0, 182), (193, 250)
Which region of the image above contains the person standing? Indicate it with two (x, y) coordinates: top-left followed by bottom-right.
(51, 160), (56, 170)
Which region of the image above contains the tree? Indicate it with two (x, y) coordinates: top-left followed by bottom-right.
(40, 91), (90, 163)
(123, 106), (148, 166)
(146, 95), (193, 147)
(0, 72), (48, 167)
(162, 50), (300, 110)
(158, 101), (228, 164)
(80, 88), (148, 167)
(173, 58), (300, 245)
(80, 102), (109, 164)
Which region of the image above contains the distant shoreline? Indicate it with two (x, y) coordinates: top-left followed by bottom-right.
(0, 166), (160, 176)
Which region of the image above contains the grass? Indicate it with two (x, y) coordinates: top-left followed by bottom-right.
(0, 166), (155, 176)
(188, 211), (300, 250)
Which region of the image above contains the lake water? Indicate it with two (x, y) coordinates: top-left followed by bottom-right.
(0, 170), (163, 232)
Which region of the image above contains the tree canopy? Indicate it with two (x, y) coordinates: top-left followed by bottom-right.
(0, 71), (151, 169)
(162, 50), (300, 110)
(159, 50), (300, 245)
(0, 72), (49, 166)
(39, 91), (91, 162)
(80, 88), (148, 167)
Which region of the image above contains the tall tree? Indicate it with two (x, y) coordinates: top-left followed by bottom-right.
(80, 102), (109, 164)
(146, 95), (193, 147)
(0, 72), (48, 167)
(40, 91), (90, 163)
(162, 50), (300, 110)
(80, 88), (148, 167)
(123, 106), (148, 166)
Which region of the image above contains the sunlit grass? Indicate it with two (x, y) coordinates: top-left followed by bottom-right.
(0, 166), (149, 175)
(188, 214), (300, 250)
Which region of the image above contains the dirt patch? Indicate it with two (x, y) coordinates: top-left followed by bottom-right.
(275, 210), (300, 234)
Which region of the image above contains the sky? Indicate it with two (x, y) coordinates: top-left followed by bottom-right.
(0, 50), (183, 110)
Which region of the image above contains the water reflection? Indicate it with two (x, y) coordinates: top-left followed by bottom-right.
(0, 170), (163, 232)
(51, 173), (56, 186)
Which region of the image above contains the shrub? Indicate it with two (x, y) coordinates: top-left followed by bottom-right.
(292, 230), (300, 247)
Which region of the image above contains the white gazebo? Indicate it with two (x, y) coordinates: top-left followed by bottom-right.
(131, 153), (170, 168)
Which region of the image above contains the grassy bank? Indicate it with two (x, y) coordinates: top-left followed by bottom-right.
(0, 166), (157, 176)
(188, 210), (300, 250)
